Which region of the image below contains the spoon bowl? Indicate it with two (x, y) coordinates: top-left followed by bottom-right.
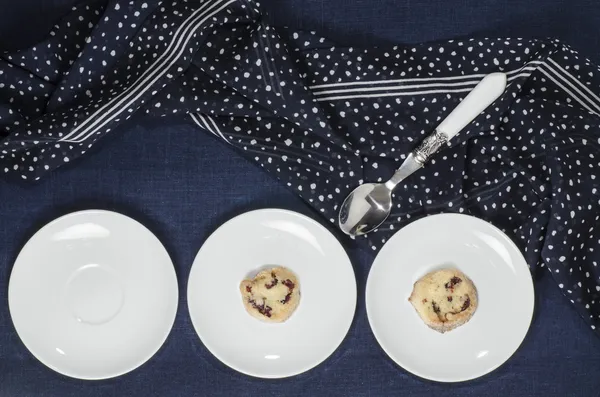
(339, 183), (392, 235)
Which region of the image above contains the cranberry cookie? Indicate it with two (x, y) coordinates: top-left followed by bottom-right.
(239, 267), (300, 323)
(408, 268), (478, 333)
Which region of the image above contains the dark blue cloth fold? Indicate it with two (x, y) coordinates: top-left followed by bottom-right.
(1, 0), (600, 355)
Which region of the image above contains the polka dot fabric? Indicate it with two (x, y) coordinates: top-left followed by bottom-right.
(1, 0), (600, 335)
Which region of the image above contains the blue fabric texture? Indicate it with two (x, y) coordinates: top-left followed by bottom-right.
(1, 0), (600, 396)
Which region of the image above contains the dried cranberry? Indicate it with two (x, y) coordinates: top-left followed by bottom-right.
(445, 277), (462, 289)
(281, 293), (292, 304)
(447, 296), (453, 302)
(461, 296), (471, 311)
(282, 279), (295, 289)
(265, 276), (278, 289)
(264, 305), (273, 317)
(245, 286), (252, 293)
(421, 298), (428, 303)
(249, 299), (273, 317)
(276, 279), (295, 304)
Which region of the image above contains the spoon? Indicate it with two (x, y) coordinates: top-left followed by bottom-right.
(338, 72), (507, 236)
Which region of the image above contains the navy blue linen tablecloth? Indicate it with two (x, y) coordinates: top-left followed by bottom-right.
(2, 120), (600, 397)
(2, 0), (600, 396)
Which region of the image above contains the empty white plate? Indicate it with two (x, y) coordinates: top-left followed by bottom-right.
(8, 210), (178, 380)
(187, 209), (356, 378)
(366, 213), (534, 382)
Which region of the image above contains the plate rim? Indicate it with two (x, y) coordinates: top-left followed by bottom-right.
(8, 209), (179, 380)
(186, 207), (357, 379)
(366, 213), (535, 383)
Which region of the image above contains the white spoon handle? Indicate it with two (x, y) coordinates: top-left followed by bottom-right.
(437, 72), (507, 140)
(385, 72), (507, 190)
(412, 72), (507, 164)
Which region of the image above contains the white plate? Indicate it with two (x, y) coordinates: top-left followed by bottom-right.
(187, 209), (356, 378)
(366, 213), (534, 382)
(8, 210), (178, 380)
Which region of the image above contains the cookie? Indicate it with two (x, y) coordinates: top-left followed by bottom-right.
(239, 266), (300, 323)
(408, 268), (478, 333)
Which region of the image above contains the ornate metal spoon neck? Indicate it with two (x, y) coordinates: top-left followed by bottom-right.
(384, 130), (448, 191)
(413, 130), (449, 164)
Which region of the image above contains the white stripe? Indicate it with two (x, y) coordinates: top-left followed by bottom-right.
(310, 74), (483, 90)
(547, 58), (600, 112)
(197, 114), (219, 137)
(312, 67), (539, 97)
(538, 66), (596, 115)
(314, 79), (480, 96)
(70, 0), (235, 143)
(63, 0), (235, 143)
(308, 61), (543, 90)
(189, 112), (202, 127)
(190, 113), (219, 138)
(193, 113), (232, 145)
(314, 60), (600, 117)
(61, 0), (219, 142)
(314, 71), (535, 102)
(315, 87), (474, 102)
(202, 114), (230, 144)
